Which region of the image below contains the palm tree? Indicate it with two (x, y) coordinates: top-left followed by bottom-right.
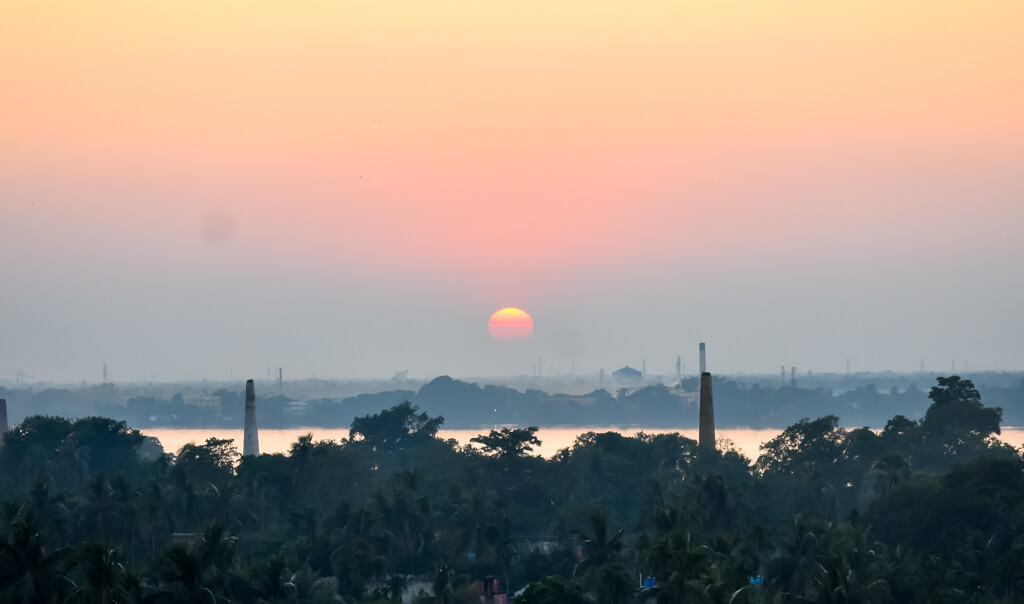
(290, 434), (326, 513)
(205, 482), (257, 532)
(700, 534), (758, 597)
(110, 475), (142, 562)
(151, 542), (220, 604)
(165, 467), (204, 532)
(444, 488), (503, 565)
(693, 474), (744, 536)
(24, 474), (72, 546)
(329, 503), (387, 601)
(151, 525), (237, 604)
(865, 454), (911, 500)
(574, 508), (623, 576)
(573, 508), (632, 604)
(826, 522), (892, 604)
(0, 513), (76, 603)
(65, 542), (137, 604)
(288, 564), (338, 603)
(77, 475), (124, 544)
(379, 475), (433, 574)
(767, 513), (828, 601)
(137, 479), (172, 561)
(249, 551), (295, 603)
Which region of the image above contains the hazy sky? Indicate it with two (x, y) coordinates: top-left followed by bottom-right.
(2, 1), (1022, 383)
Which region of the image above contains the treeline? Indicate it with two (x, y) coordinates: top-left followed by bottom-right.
(4, 372), (1024, 429)
(1, 376), (1023, 603)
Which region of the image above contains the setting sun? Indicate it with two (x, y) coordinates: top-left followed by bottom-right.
(488, 308), (534, 340)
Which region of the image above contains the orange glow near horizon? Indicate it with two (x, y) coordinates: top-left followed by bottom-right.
(1, 1), (1022, 292)
(488, 308), (534, 340)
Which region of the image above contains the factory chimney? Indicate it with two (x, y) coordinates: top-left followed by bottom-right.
(699, 373), (715, 450)
(698, 344), (715, 450)
(0, 399), (8, 447)
(243, 380), (260, 456)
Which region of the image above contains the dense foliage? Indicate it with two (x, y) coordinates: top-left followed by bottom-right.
(1, 377), (1022, 603)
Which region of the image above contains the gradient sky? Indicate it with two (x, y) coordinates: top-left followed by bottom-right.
(2, 1), (1022, 383)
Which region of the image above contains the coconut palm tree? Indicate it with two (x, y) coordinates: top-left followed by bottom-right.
(150, 524), (237, 604)
(573, 508), (632, 604)
(150, 542), (220, 604)
(137, 479), (172, 561)
(77, 475), (125, 544)
(444, 488), (503, 566)
(24, 474), (72, 546)
(65, 542), (137, 604)
(287, 564), (338, 603)
(864, 454), (911, 500)
(0, 513), (76, 603)
(766, 514), (828, 601)
(249, 551), (297, 603)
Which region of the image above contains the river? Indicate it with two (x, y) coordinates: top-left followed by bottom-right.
(143, 426), (1024, 462)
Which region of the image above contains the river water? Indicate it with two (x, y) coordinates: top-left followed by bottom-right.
(144, 426), (1024, 462)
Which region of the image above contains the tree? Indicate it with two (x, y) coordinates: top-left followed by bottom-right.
(443, 487), (504, 565)
(65, 542), (137, 604)
(66, 416), (146, 480)
(349, 402), (443, 454)
(0, 513), (75, 603)
(863, 453), (911, 501)
(471, 427), (541, 460)
(151, 524), (239, 604)
(755, 416), (845, 478)
(919, 376), (1002, 467)
(756, 416), (847, 521)
(767, 513), (828, 601)
(249, 551), (297, 603)
(573, 508), (632, 604)
(879, 415), (921, 458)
(0, 416), (73, 488)
(173, 437), (238, 492)
(928, 376), (981, 406)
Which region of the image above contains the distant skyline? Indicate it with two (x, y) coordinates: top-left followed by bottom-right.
(2, 1), (1023, 383)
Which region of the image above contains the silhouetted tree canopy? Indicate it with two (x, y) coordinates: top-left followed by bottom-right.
(471, 426), (541, 459)
(0, 376), (1021, 603)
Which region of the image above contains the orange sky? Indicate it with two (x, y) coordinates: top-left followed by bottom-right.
(2, 1), (1023, 380)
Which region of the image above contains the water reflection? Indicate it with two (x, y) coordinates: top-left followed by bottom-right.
(145, 426), (1024, 462)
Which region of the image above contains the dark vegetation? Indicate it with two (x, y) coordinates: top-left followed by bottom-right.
(1, 376), (1023, 602)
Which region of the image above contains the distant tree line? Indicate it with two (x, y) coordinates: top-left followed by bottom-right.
(1, 376), (1023, 602)
(3, 372), (1024, 430)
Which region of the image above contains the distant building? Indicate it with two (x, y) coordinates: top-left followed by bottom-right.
(612, 366), (642, 384)
(185, 395), (221, 409)
(669, 387), (699, 405)
(285, 401), (309, 414)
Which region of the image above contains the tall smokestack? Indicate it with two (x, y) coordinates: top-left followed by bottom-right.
(699, 342), (706, 374)
(699, 373), (715, 450)
(243, 380), (259, 456)
(0, 399), (8, 446)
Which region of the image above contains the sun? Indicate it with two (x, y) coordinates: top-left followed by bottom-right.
(488, 307), (534, 339)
